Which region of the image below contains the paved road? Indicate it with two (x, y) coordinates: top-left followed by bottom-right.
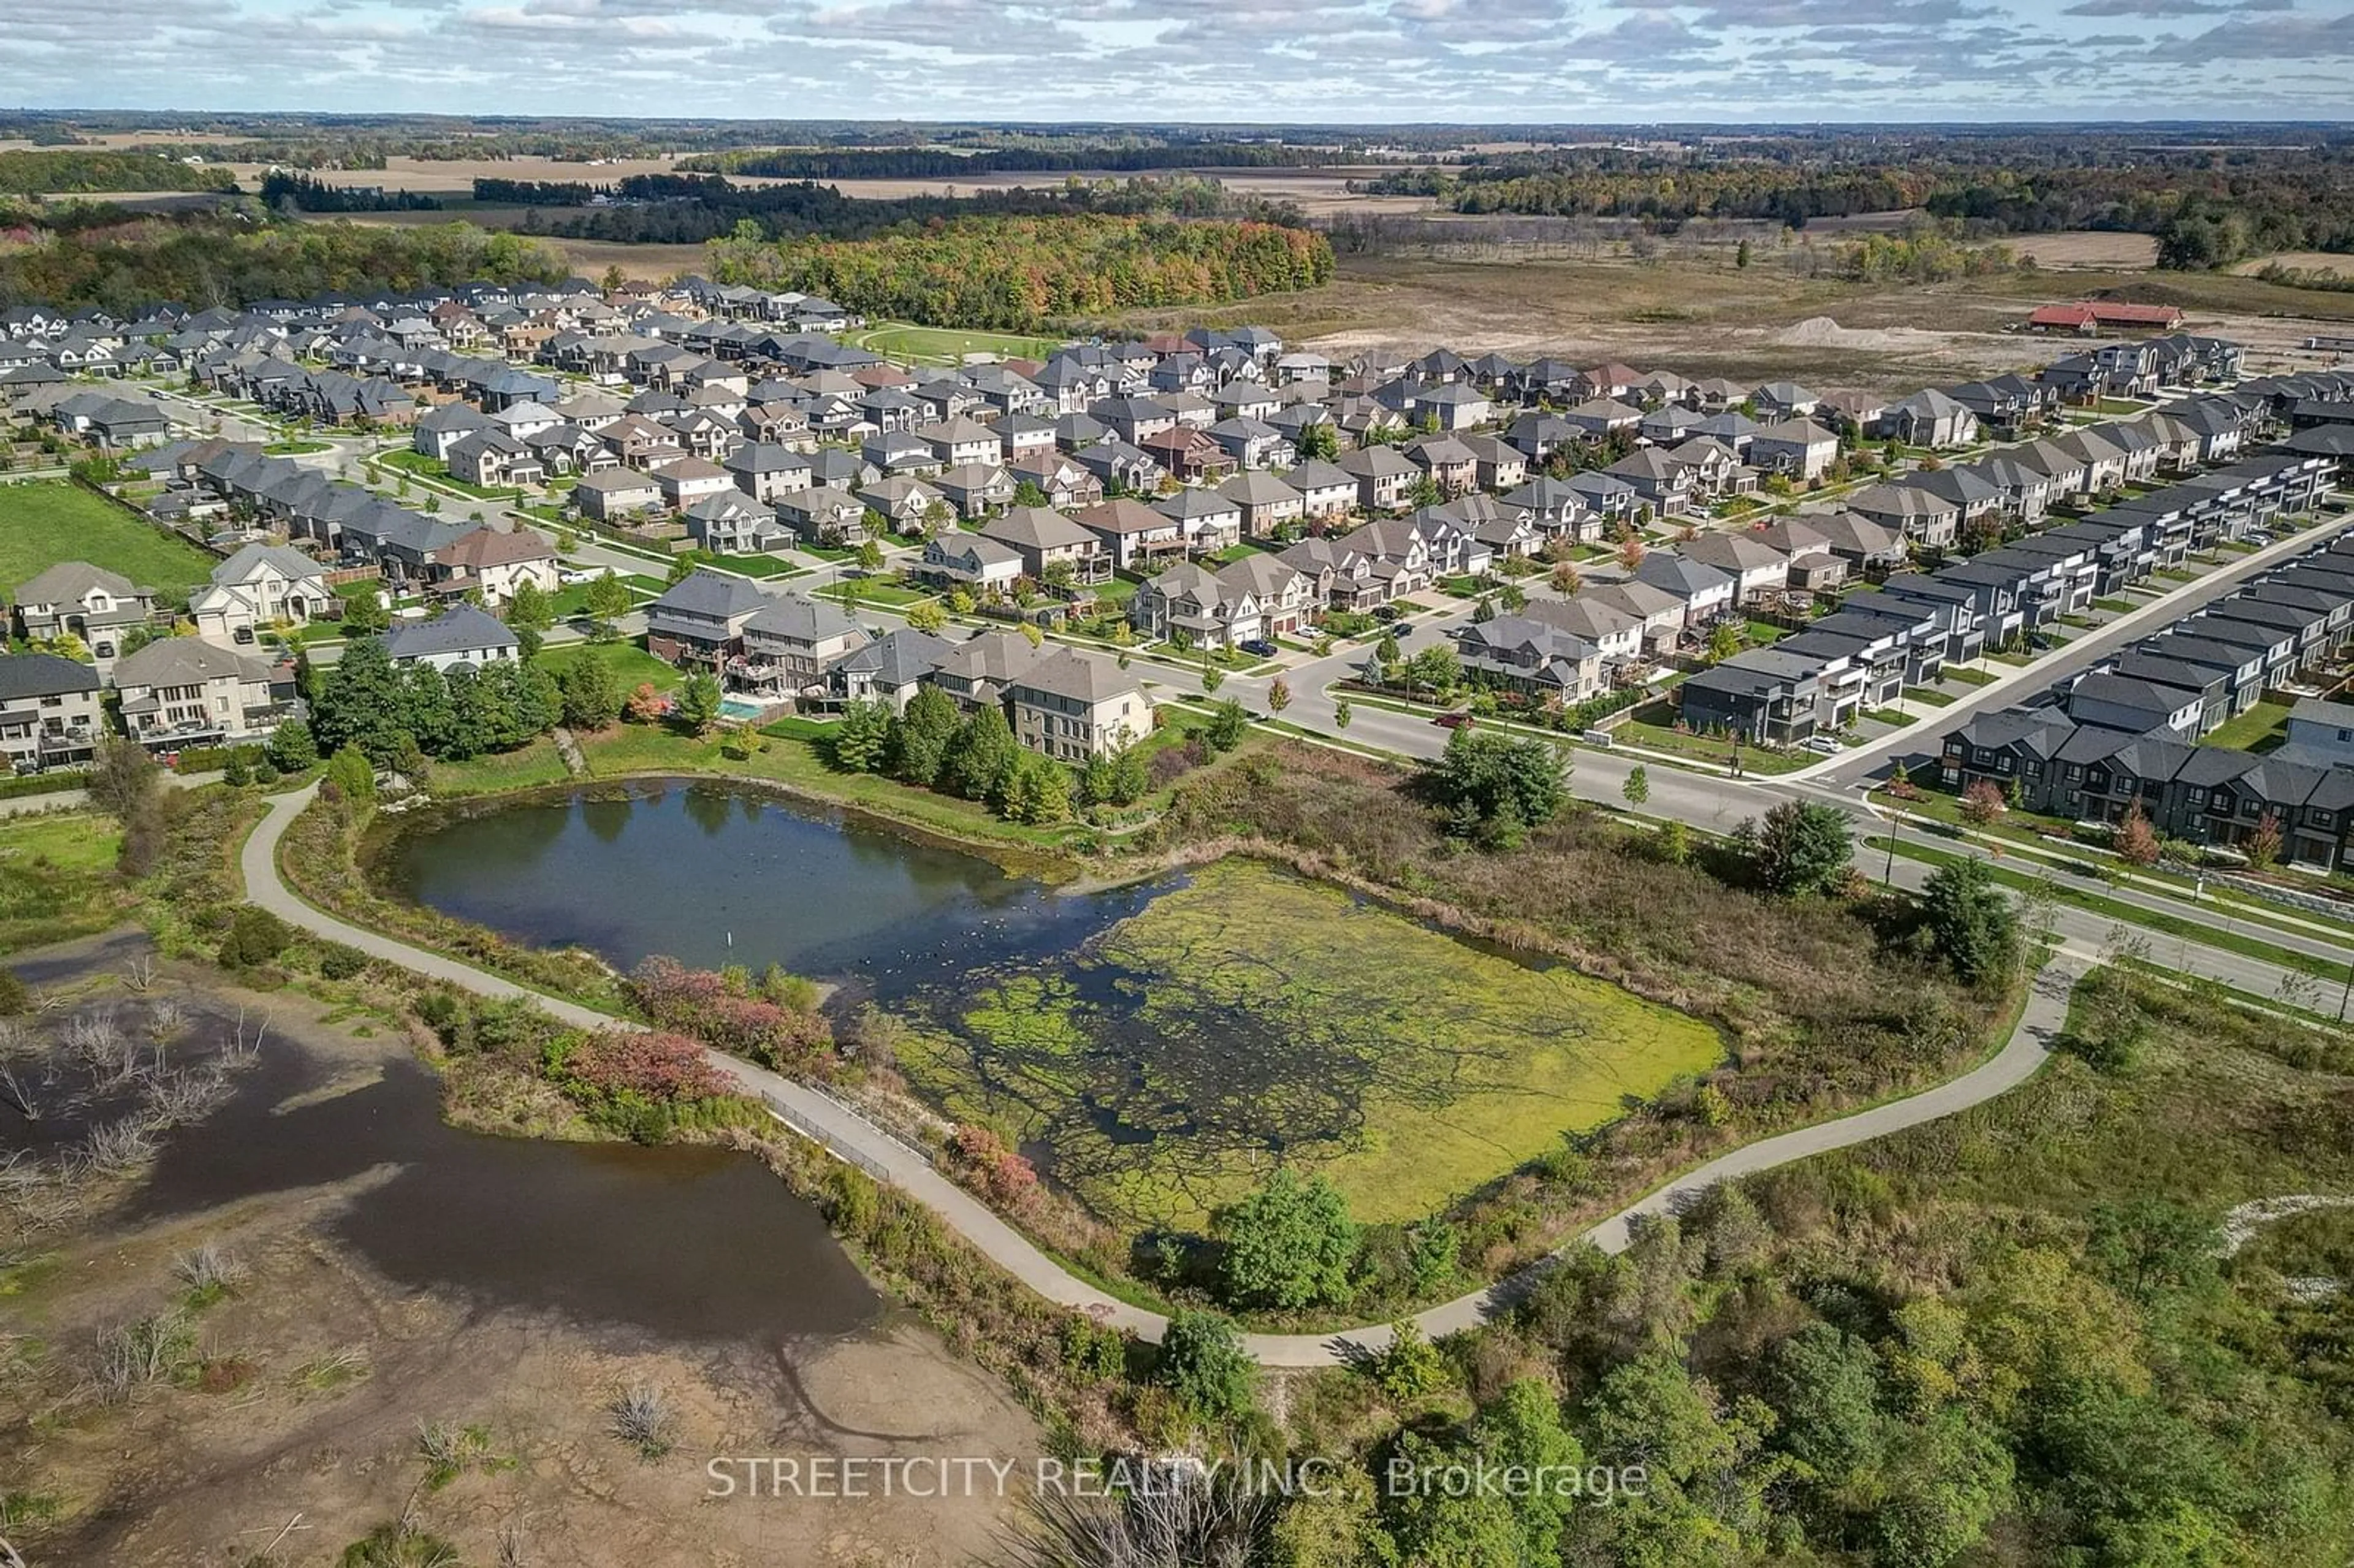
(239, 782), (2082, 1366)
(1799, 511), (2354, 787)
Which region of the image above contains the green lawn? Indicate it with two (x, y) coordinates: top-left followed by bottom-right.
(424, 737), (575, 796)
(534, 639), (683, 693)
(704, 552), (809, 579)
(1945, 665), (1998, 687)
(372, 450), (517, 501)
(815, 579), (935, 608)
(841, 321), (1067, 366)
(2203, 698), (2293, 753)
(1902, 686), (1956, 707)
(0, 481), (214, 595)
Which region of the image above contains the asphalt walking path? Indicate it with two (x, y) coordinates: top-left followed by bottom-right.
(241, 783), (2078, 1368)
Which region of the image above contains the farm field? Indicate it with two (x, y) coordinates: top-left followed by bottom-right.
(899, 858), (1724, 1233)
(0, 480), (215, 596)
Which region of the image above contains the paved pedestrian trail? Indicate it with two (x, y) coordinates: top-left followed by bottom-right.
(242, 784), (2071, 1368)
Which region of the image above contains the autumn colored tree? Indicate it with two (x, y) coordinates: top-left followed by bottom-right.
(2114, 801), (2160, 866)
(1957, 778), (2008, 828)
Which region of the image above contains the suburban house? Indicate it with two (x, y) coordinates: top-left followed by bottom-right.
(1130, 561), (1263, 650)
(724, 443), (815, 503)
(935, 463), (1015, 520)
(432, 528), (559, 606)
(645, 569), (775, 668)
(1221, 471), (1306, 539)
(0, 651), (104, 773)
(1284, 459), (1359, 521)
(920, 532), (1026, 594)
(12, 561), (156, 662)
(384, 603), (520, 669)
(572, 468), (663, 521)
(1076, 498), (1187, 571)
(113, 637), (284, 748)
(736, 593), (868, 698)
(1748, 419), (1842, 481)
(189, 545), (331, 644)
(1677, 531), (1791, 604)
(824, 628), (953, 712)
(1455, 615), (1604, 702)
(1634, 552), (1737, 625)
(682, 492), (788, 555)
(1338, 446), (1420, 512)
(775, 485), (869, 547)
(980, 506), (1110, 585)
(1004, 649), (1154, 761)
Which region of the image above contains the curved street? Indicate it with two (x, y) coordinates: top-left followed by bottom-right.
(240, 783), (2076, 1368)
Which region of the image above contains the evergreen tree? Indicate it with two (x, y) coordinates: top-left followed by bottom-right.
(893, 686), (960, 787)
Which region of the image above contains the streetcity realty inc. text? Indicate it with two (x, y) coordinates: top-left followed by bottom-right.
(706, 1454), (1648, 1503)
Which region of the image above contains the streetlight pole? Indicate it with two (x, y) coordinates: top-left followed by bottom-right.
(1883, 808), (1900, 887)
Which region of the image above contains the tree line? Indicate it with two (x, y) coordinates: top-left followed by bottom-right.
(679, 141), (1343, 181)
(1358, 144), (2354, 270)
(0, 150), (238, 196)
(0, 210), (568, 312)
(704, 213), (1334, 332)
(259, 171), (442, 213)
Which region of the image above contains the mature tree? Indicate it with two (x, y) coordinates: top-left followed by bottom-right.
(311, 636), (410, 767)
(1567, 1353), (1777, 1566)
(1617, 535), (1647, 573)
(2085, 1197), (2218, 1303)
(402, 662), (457, 756)
(1406, 643), (1460, 699)
(1706, 622), (1743, 662)
(86, 730), (159, 818)
(1551, 560), (1582, 595)
(1156, 1308), (1256, 1426)
(665, 554), (696, 586)
(1423, 726), (1568, 844)
(941, 704), (1019, 800)
(340, 590), (389, 636)
(1387, 1379), (1583, 1568)
(674, 670), (723, 737)
(1623, 764), (1650, 808)
(1499, 582), (1529, 613)
(583, 573), (632, 642)
(1472, 593), (1497, 625)
(831, 699), (894, 773)
(322, 743), (376, 806)
(893, 686), (960, 787)
(557, 655), (623, 730)
(1204, 698), (1249, 754)
(506, 578), (554, 637)
(1767, 1322), (1889, 1487)
(996, 749), (1072, 824)
(1921, 856), (2019, 984)
(266, 716), (319, 772)
(1217, 1168), (1360, 1310)
(905, 599), (948, 633)
(856, 538), (886, 573)
(1742, 800), (1853, 896)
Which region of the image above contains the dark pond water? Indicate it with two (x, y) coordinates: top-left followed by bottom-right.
(130, 1034), (880, 1344)
(377, 780), (1162, 1005)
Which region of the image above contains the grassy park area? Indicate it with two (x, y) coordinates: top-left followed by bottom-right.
(840, 321), (1068, 365)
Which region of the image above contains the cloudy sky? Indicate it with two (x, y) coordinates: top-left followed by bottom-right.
(6, 0), (2352, 121)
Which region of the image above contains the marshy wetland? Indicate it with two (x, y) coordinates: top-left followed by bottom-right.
(378, 780), (1726, 1236)
(0, 932), (1038, 1567)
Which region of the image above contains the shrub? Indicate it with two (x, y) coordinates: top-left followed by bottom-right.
(553, 1028), (732, 1103)
(315, 941), (371, 980)
(625, 956), (836, 1076)
(217, 905), (293, 969)
(950, 1124), (1042, 1208)
(0, 966), (26, 1016)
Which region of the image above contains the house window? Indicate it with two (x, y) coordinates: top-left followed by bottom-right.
(1996, 756), (2014, 774)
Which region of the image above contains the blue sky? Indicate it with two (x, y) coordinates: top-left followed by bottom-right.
(6, 0), (2352, 121)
